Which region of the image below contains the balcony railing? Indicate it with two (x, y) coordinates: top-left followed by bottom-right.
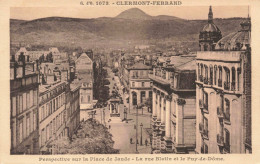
(204, 77), (208, 84)
(217, 134), (224, 147)
(224, 81), (230, 90)
(218, 79), (222, 87)
(199, 75), (203, 82)
(231, 82), (236, 91)
(217, 106), (224, 119)
(209, 78), (213, 85)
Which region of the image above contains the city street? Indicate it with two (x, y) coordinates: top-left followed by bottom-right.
(93, 67), (152, 154)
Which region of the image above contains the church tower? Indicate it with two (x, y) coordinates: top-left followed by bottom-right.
(199, 6), (222, 51)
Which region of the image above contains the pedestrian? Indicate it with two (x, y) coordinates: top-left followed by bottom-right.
(109, 125), (111, 129)
(145, 139), (148, 146)
(130, 138), (133, 144)
(136, 139), (139, 145)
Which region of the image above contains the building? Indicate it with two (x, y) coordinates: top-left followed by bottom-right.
(75, 53), (94, 119)
(195, 6), (251, 154)
(10, 56), (39, 154)
(150, 55), (196, 154)
(128, 62), (153, 109)
(38, 81), (67, 154)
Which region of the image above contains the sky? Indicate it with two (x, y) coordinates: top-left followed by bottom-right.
(10, 6), (249, 20)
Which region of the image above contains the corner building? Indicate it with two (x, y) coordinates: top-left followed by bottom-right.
(195, 7), (251, 154)
(150, 55), (196, 154)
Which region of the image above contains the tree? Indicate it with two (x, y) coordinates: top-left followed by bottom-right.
(50, 119), (119, 154)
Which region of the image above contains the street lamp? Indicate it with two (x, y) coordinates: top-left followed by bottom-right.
(140, 123), (143, 146)
(135, 105), (139, 154)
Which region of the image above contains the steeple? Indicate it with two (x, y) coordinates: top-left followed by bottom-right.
(208, 6), (213, 23)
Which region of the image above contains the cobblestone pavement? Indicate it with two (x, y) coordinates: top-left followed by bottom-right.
(93, 67), (152, 154)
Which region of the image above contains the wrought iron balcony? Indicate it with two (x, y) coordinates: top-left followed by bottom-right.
(204, 77), (208, 84)
(217, 134), (224, 147)
(231, 82), (236, 91)
(218, 79), (222, 87)
(224, 81), (230, 90)
(217, 106), (224, 119)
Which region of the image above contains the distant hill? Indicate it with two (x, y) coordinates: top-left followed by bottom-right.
(10, 8), (247, 51)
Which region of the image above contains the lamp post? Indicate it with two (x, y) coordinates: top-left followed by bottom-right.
(140, 123), (143, 146)
(136, 105), (138, 152)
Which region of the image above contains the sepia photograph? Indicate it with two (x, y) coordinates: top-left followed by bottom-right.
(8, 4), (252, 156)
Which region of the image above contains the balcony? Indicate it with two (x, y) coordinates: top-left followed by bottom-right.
(217, 134), (224, 147)
(217, 106), (224, 119)
(218, 79), (222, 87)
(231, 82), (236, 91)
(224, 81), (230, 90)
(199, 75), (203, 82)
(204, 77), (208, 84)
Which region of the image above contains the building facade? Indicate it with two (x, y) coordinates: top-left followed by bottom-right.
(128, 62), (153, 109)
(10, 59), (39, 154)
(195, 7), (251, 154)
(150, 55), (196, 154)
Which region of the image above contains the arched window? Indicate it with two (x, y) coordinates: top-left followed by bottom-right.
(209, 65), (213, 85)
(214, 65), (217, 85)
(231, 67), (236, 91)
(218, 66), (222, 87)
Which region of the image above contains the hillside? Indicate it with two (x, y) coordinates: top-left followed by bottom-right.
(10, 8), (247, 52)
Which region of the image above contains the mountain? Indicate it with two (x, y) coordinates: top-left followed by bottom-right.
(10, 8), (247, 51)
(116, 8), (152, 20)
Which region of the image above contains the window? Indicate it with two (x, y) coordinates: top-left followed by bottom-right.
(203, 92), (208, 110)
(49, 122), (52, 139)
(204, 117), (208, 138)
(23, 93), (26, 111)
(88, 95), (90, 103)
(53, 99), (56, 111)
(30, 90), (33, 107)
(19, 119), (23, 143)
(19, 95), (23, 114)
(26, 92), (30, 109)
(224, 129), (230, 153)
(132, 82), (135, 87)
(41, 106), (44, 121)
(224, 99), (230, 122)
(33, 111), (36, 130)
(12, 96), (16, 117)
(53, 118), (56, 134)
(150, 82), (153, 87)
(26, 115), (30, 137)
(41, 129), (45, 146)
(142, 82), (145, 87)
(46, 125), (49, 141)
(214, 65), (217, 85)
